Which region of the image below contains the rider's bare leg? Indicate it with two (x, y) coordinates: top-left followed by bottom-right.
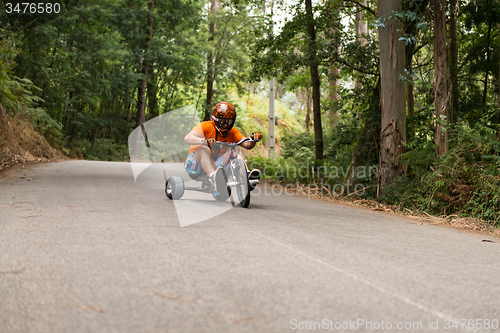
(193, 147), (227, 193)
(193, 146), (216, 176)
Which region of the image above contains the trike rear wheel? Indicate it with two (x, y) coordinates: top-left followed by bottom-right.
(165, 176), (184, 200)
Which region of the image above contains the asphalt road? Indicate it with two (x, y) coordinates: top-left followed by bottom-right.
(1, 160), (499, 333)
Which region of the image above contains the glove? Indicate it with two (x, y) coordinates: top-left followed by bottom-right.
(201, 137), (216, 148)
(250, 132), (263, 142)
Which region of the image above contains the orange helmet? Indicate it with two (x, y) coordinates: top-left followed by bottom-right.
(212, 102), (236, 137)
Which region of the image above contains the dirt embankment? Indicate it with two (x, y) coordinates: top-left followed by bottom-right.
(0, 104), (65, 173)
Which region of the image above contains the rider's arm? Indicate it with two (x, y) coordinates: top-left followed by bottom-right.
(240, 139), (256, 150)
(184, 130), (205, 145)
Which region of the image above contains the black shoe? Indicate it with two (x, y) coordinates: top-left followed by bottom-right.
(248, 169), (260, 191)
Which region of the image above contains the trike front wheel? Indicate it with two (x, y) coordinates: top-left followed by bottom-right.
(233, 159), (250, 208)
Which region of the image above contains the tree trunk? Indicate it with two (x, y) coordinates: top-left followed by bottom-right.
(404, 0), (415, 119)
(305, 87), (311, 132)
(354, 3), (368, 122)
(91, 101), (105, 150)
(378, 0), (406, 193)
(135, 0), (154, 129)
(122, 101), (133, 140)
(402, 0), (427, 119)
(328, 0), (343, 128)
(483, 19), (493, 105)
(432, 0), (451, 156)
(406, 44), (415, 116)
(449, 0), (458, 124)
(62, 91), (73, 135)
(67, 105), (82, 148)
(110, 100), (125, 146)
(329, 66), (339, 128)
(355, 4), (368, 42)
(101, 127), (107, 150)
(147, 62), (159, 118)
(305, 0), (323, 161)
(205, 0), (217, 121)
(348, 4), (368, 180)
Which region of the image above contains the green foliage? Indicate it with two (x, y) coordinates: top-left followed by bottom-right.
(247, 154), (318, 184)
(66, 139), (129, 161)
(457, 0), (500, 123)
(382, 118), (500, 225)
(280, 132), (316, 163)
(279, 125), (360, 169)
(0, 28), (62, 145)
(251, 0), (349, 83)
(249, 123), (378, 188)
(1, 0), (266, 159)
(1, 74), (40, 114)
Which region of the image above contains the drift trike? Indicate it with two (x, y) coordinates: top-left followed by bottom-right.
(165, 138), (260, 208)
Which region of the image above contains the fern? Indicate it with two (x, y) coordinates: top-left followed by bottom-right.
(1, 28), (62, 144)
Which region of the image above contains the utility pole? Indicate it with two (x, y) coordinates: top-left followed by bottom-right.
(268, 0), (275, 158)
(269, 78), (275, 157)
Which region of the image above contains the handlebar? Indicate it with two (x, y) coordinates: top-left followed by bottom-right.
(216, 137), (255, 148)
(199, 137), (256, 148)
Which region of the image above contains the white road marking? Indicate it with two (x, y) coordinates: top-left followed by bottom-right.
(251, 231), (476, 331)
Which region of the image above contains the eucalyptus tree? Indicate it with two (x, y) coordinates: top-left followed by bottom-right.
(377, 0), (406, 192)
(432, 0), (451, 155)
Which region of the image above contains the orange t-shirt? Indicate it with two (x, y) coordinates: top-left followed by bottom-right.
(187, 121), (245, 159)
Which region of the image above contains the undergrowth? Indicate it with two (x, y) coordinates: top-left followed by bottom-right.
(1, 28), (62, 148)
(248, 119), (500, 226)
(64, 139), (129, 161)
(385, 120), (500, 225)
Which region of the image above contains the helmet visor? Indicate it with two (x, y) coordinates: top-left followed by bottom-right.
(219, 118), (234, 128)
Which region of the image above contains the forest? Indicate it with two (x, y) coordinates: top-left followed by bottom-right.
(0, 0), (499, 225)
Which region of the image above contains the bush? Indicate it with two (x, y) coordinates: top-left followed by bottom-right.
(249, 115), (500, 226)
(381, 120), (500, 225)
(66, 139), (129, 161)
(0, 28), (62, 148)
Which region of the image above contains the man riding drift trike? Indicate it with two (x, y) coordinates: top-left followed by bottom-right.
(165, 102), (262, 208)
